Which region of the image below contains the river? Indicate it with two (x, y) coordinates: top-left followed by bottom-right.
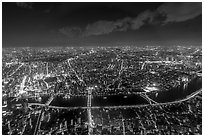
(30, 76), (202, 107)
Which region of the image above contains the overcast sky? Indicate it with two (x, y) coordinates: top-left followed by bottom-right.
(2, 2), (202, 47)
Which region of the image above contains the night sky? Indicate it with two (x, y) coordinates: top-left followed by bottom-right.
(2, 2), (202, 47)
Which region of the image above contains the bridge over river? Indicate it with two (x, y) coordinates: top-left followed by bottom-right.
(28, 76), (201, 109)
(25, 76), (201, 135)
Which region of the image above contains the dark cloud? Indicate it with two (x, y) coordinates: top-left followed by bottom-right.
(130, 10), (156, 30)
(83, 18), (132, 36)
(83, 21), (115, 36)
(59, 27), (82, 38)
(82, 11), (155, 37)
(59, 11), (155, 38)
(16, 2), (33, 9)
(59, 2), (201, 37)
(157, 2), (202, 23)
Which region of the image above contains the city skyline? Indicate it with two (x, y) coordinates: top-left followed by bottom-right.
(2, 2), (202, 135)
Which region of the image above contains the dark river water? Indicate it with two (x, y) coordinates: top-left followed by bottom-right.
(50, 96), (88, 107)
(42, 76), (201, 107)
(92, 94), (149, 106)
(147, 76), (202, 103)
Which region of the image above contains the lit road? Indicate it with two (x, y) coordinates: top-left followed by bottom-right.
(34, 95), (54, 135)
(87, 87), (94, 135)
(45, 96), (54, 106)
(34, 108), (44, 135)
(67, 58), (85, 85)
(141, 60), (183, 70)
(19, 75), (27, 94)
(9, 63), (24, 77)
(138, 92), (159, 104)
(107, 53), (124, 88)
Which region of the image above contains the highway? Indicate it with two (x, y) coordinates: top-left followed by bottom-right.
(34, 108), (44, 135)
(9, 63), (24, 77)
(33, 95), (54, 135)
(67, 58), (86, 85)
(121, 117), (126, 135)
(87, 87), (94, 135)
(138, 92), (159, 104)
(19, 75), (28, 94)
(141, 60), (183, 70)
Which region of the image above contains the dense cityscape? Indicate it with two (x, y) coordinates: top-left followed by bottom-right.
(2, 1), (202, 135)
(2, 45), (202, 135)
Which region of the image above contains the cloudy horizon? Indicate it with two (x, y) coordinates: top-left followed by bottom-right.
(3, 2), (202, 47)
